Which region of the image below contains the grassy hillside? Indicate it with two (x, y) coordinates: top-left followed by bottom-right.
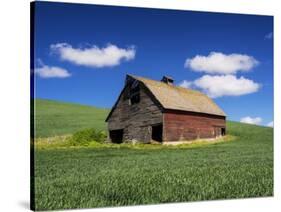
(34, 121), (273, 210)
(33, 99), (109, 138)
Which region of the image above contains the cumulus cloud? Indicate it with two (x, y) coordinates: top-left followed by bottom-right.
(265, 32), (273, 40)
(50, 43), (136, 68)
(184, 52), (259, 74)
(178, 80), (193, 88)
(35, 64), (71, 78)
(267, 121), (273, 127)
(240, 116), (262, 125)
(179, 75), (261, 98)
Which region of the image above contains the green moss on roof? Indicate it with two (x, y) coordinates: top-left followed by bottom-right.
(130, 75), (226, 117)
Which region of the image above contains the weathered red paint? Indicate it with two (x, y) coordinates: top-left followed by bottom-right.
(163, 110), (226, 141)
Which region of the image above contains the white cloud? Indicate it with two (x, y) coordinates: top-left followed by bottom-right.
(265, 32), (273, 40)
(35, 64), (71, 78)
(267, 121), (273, 127)
(178, 80), (193, 88)
(240, 116), (262, 125)
(184, 52), (259, 74)
(50, 43), (136, 68)
(180, 75), (260, 98)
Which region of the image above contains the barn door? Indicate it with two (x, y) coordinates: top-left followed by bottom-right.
(213, 127), (219, 137)
(221, 127), (226, 136)
(214, 127), (226, 137)
(152, 124), (163, 142)
(109, 129), (124, 143)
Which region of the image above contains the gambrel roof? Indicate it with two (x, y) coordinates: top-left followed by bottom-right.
(129, 75), (226, 116)
(106, 74), (226, 121)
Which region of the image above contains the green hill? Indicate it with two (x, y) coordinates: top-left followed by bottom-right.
(32, 98), (273, 210)
(33, 99), (110, 138)
(34, 121), (273, 210)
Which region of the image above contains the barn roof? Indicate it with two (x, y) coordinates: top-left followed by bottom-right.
(129, 74), (226, 117)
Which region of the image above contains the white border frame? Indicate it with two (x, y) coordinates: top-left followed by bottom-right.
(0, 0), (279, 211)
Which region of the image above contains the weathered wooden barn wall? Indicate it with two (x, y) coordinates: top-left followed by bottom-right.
(163, 110), (226, 141)
(107, 83), (163, 143)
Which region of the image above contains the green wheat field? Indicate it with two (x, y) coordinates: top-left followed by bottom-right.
(32, 99), (273, 210)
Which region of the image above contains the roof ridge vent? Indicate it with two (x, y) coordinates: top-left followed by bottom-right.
(161, 76), (174, 85)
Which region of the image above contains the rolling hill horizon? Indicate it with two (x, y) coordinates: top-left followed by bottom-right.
(32, 98), (110, 138)
(32, 98), (271, 138)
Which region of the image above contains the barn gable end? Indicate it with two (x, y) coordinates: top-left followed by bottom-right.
(106, 75), (163, 143)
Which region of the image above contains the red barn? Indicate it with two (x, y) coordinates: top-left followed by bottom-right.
(105, 75), (226, 143)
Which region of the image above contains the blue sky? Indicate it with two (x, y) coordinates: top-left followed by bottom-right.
(33, 1), (273, 126)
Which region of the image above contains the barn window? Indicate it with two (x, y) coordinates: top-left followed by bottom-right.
(129, 81), (140, 105)
(130, 93), (140, 105)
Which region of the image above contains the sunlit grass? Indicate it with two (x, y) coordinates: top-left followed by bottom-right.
(34, 134), (236, 150)
(33, 99), (109, 138)
(34, 121), (273, 210)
